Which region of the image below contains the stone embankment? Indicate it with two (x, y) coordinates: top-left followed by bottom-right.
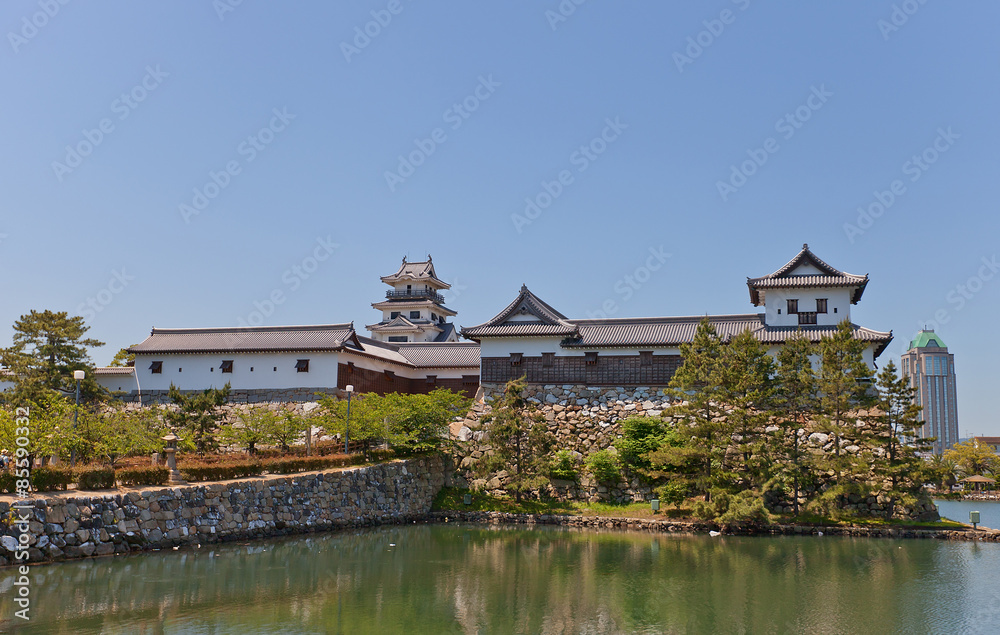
(426, 510), (1000, 542)
(0, 456), (444, 567)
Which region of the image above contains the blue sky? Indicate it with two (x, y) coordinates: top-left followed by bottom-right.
(1, 2), (997, 434)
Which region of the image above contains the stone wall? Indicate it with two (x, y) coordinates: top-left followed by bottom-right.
(454, 384), (672, 503)
(0, 456), (444, 567)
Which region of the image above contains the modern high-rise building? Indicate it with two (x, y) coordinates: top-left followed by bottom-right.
(901, 330), (958, 454)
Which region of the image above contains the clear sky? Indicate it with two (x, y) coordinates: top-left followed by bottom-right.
(1, 2), (997, 434)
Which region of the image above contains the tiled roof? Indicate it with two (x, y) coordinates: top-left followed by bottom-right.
(352, 337), (480, 368)
(94, 367), (136, 376)
(433, 322), (458, 342)
(564, 315), (765, 347)
(395, 342), (481, 368)
(129, 324), (360, 354)
(747, 244), (868, 305)
(380, 256), (450, 288)
(366, 315), (427, 332)
(461, 285), (577, 340)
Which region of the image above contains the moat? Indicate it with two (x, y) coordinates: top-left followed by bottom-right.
(2, 523), (999, 634)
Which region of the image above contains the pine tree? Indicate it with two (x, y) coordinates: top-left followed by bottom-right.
(1, 310), (105, 402)
(667, 318), (728, 499)
(870, 360), (929, 518)
(814, 320), (875, 500)
(481, 376), (552, 502)
(165, 383), (231, 454)
(771, 331), (818, 515)
(720, 329), (776, 491)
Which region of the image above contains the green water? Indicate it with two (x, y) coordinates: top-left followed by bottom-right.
(2, 523), (999, 634)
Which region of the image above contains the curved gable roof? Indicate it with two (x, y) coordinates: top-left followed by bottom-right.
(460, 285), (577, 340)
(747, 243), (869, 305)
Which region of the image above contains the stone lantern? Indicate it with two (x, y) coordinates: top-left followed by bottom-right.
(161, 432), (185, 484)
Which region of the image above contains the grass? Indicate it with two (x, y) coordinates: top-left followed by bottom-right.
(432, 487), (694, 519)
(433, 488), (972, 530)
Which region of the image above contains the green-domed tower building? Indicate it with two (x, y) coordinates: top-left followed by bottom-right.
(901, 330), (958, 454)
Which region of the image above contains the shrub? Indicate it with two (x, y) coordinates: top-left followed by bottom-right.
(549, 450), (578, 481)
(694, 490), (772, 531)
(179, 462), (264, 483)
(116, 467), (170, 487)
(0, 472), (17, 494)
(31, 467), (75, 492)
(76, 467), (116, 490)
(655, 480), (690, 510)
(585, 449), (621, 484)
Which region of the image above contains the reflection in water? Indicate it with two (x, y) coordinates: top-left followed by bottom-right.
(1, 524), (999, 634)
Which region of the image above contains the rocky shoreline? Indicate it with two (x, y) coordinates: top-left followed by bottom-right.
(426, 510), (1000, 542)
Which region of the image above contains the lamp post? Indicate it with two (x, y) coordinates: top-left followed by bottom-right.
(344, 385), (354, 454)
(70, 370), (85, 467)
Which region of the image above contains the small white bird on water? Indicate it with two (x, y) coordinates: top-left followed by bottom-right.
(709, 530), (722, 537)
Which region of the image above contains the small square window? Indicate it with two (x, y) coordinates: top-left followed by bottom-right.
(426, 375), (437, 384)
(390, 311), (400, 319)
(220, 360), (233, 373)
(585, 352), (599, 365)
(541, 352), (555, 368)
(149, 361), (163, 374)
(816, 299), (828, 314)
(833, 307), (838, 313)
(510, 352), (523, 366)
(250, 367), (254, 372)
(410, 311), (420, 319)
(273, 366), (277, 371)
(388, 336), (408, 342)
(178, 368), (182, 372)
(384, 370), (395, 380)
(640, 351), (653, 367)
(787, 299), (799, 315)
(295, 359), (310, 373)
(347, 362), (355, 373)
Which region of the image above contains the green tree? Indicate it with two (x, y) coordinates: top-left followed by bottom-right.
(869, 360), (929, 518)
(165, 383), (231, 454)
(771, 332), (818, 515)
(272, 410), (309, 453)
(221, 406), (279, 454)
(89, 406), (166, 468)
(944, 439), (1000, 479)
(384, 389), (471, 453)
(667, 318), (728, 499)
(0, 393), (76, 464)
(480, 377), (553, 502)
(614, 415), (667, 474)
(318, 392), (390, 456)
(814, 320), (875, 488)
(585, 449), (622, 484)
(108, 347), (136, 367)
(0, 310), (105, 402)
(720, 329), (776, 491)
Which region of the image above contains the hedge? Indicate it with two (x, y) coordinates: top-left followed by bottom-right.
(179, 461), (265, 483)
(76, 467), (115, 490)
(116, 466), (170, 487)
(0, 468), (75, 493)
